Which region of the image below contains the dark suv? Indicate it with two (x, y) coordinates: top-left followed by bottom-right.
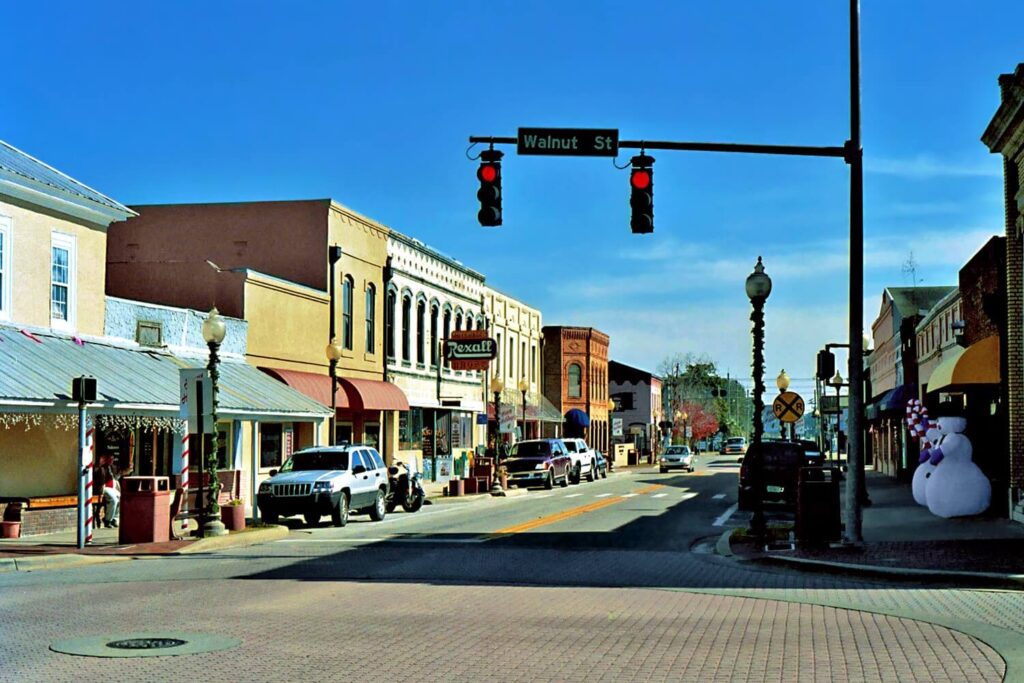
(738, 440), (824, 509)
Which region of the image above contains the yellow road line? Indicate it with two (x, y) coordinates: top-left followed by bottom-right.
(493, 484), (665, 535)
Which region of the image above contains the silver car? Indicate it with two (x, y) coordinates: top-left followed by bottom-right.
(659, 445), (695, 473)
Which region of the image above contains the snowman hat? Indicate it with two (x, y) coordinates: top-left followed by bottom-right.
(934, 401), (966, 418)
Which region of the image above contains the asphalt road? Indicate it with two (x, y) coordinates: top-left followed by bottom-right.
(0, 456), (1019, 682)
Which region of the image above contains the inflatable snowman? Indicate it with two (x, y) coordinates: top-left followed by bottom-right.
(912, 425), (942, 507)
(924, 403), (991, 518)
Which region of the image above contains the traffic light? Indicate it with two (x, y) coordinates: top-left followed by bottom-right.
(629, 154), (655, 233)
(816, 349), (836, 381)
(477, 149), (503, 226)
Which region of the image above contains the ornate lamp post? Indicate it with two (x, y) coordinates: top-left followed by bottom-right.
(776, 369), (791, 439)
(518, 378), (529, 440)
(681, 411), (689, 450)
(201, 307), (228, 538)
(490, 376), (505, 491)
(326, 338), (343, 444)
(745, 256), (772, 546)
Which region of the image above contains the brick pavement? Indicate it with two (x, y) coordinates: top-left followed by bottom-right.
(0, 579), (1005, 683)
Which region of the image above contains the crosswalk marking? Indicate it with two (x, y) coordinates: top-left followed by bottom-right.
(713, 503), (738, 527)
(712, 493), (727, 500)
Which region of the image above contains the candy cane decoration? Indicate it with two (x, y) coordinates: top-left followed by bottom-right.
(180, 433), (190, 531)
(84, 423), (95, 544)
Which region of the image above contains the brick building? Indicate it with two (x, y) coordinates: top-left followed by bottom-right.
(541, 326), (610, 453)
(982, 63), (1024, 523)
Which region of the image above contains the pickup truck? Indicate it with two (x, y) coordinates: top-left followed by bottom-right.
(560, 438), (599, 484)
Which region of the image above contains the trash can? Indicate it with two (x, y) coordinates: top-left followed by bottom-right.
(796, 467), (841, 547)
(119, 476), (171, 544)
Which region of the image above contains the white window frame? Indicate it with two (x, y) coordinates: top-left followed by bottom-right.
(0, 215), (11, 321)
(50, 232), (76, 331)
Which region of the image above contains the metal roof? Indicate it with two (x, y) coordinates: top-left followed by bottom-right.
(0, 140), (134, 216)
(0, 326), (329, 420)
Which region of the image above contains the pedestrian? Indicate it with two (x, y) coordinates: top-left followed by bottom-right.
(100, 462), (121, 528)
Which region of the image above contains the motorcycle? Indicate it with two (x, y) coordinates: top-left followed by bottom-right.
(385, 461), (426, 513)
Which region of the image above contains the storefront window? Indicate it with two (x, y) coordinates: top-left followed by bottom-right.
(260, 423), (283, 469)
(399, 408), (424, 450)
(364, 423), (380, 449)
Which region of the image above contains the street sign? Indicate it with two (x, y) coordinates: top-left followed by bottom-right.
(517, 127), (618, 157)
(445, 329), (497, 371)
(612, 418), (623, 437)
(772, 391), (805, 423)
(685, 426), (692, 438)
(180, 368), (214, 434)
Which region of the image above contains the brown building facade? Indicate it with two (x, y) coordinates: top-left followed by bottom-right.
(541, 326), (610, 453)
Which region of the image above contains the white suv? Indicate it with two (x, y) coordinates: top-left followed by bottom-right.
(257, 445), (389, 527)
(560, 438), (599, 484)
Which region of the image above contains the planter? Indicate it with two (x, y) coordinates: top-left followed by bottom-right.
(220, 505), (246, 532)
(1, 521), (21, 539)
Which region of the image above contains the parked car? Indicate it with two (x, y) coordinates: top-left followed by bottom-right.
(505, 439), (572, 489)
(659, 445), (695, 473)
(593, 450), (609, 478)
(724, 437), (748, 459)
(560, 438), (599, 484)
(257, 445), (389, 527)
(737, 440), (824, 510)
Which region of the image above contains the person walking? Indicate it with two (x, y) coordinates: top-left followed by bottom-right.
(100, 463), (121, 528)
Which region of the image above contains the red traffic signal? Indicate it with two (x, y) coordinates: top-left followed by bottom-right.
(477, 149), (504, 227)
(630, 169), (651, 190)
(478, 164), (498, 183)
(629, 154), (655, 234)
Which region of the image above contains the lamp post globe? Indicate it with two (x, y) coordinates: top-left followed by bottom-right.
(745, 256), (772, 303)
(201, 307), (228, 538)
(776, 369), (790, 392)
(831, 371), (844, 388)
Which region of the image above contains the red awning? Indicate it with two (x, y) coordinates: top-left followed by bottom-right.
(260, 368), (409, 412)
(337, 377), (410, 411)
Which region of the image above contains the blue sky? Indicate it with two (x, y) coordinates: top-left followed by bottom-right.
(5, 1), (1020, 398)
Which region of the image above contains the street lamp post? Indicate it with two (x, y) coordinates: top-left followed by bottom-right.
(490, 376), (505, 491)
(830, 370), (844, 469)
(201, 307), (228, 538)
(518, 378), (529, 441)
(681, 411), (689, 450)
(776, 369), (791, 439)
(326, 338), (343, 445)
(745, 256), (772, 546)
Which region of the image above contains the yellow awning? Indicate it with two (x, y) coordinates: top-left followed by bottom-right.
(927, 335), (1000, 392)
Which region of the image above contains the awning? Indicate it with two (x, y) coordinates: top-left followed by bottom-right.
(564, 408), (591, 427)
(928, 335), (1000, 393)
(0, 325), (331, 421)
(260, 368), (409, 412)
(878, 384), (916, 413)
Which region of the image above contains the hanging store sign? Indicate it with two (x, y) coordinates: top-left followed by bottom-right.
(445, 329), (497, 371)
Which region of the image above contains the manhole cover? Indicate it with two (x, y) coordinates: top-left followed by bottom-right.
(107, 638), (188, 650)
(51, 632), (240, 658)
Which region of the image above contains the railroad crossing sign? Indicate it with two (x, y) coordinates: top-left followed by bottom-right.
(772, 391), (805, 423)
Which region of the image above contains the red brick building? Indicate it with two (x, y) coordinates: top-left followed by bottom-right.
(541, 326), (610, 453)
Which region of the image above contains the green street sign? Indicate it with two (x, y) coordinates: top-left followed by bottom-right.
(517, 127), (618, 157)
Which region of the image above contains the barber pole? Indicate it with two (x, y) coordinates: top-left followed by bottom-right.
(180, 432), (190, 531)
(84, 424), (95, 544)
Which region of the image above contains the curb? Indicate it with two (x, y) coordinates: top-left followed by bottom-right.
(491, 488), (529, 498)
(0, 553), (133, 574)
(429, 494), (494, 506)
(715, 529), (735, 558)
(749, 553), (1024, 588)
(176, 525), (291, 554)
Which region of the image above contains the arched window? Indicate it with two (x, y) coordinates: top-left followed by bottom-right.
(508, 338), (514, 379)
(385, 289), (396, 360)
(342, 276), (354, 350)
(455, 311), (463, 331)
(416, 299), (426, 365)
(401, 294), (412, 362)
(465, 314), (474, 331)
(443, 309), (452, 367)
(365, 284), (376, 354)
(568, 363), (582, 398)
(430, 304), (439, 367)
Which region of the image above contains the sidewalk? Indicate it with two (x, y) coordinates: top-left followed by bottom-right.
(729, 470), (1024, 580)
(0, 522), (289, 572)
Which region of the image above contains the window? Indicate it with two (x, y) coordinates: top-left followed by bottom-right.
(386, 290), (396, 359)
(508, 338), (514, 378)
(430, 304), (439, 367)
(401, 294), (412, 362)
(260, 423), (284, 469)
(521, 341), (526, 382)
(342, 276), (354, 350)
(568, 363), (582, 398)
(456, 311), (463, 331)
(365, 284), (376, 353)
(136, 321), (163, 347)
(0, 215), (9, 319)
(416, 299), (426, 365)
(531, 345), (536, 382)
(399, 408), (424, 450)
(443, 309), (452, 367)
(51, 233), (75, 328)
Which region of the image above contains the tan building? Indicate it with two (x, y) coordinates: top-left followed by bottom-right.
(106, 200), (408, 469)
(541, 326), (611, 453)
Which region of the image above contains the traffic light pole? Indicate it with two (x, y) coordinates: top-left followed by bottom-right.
(470, 0), (864, 544)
